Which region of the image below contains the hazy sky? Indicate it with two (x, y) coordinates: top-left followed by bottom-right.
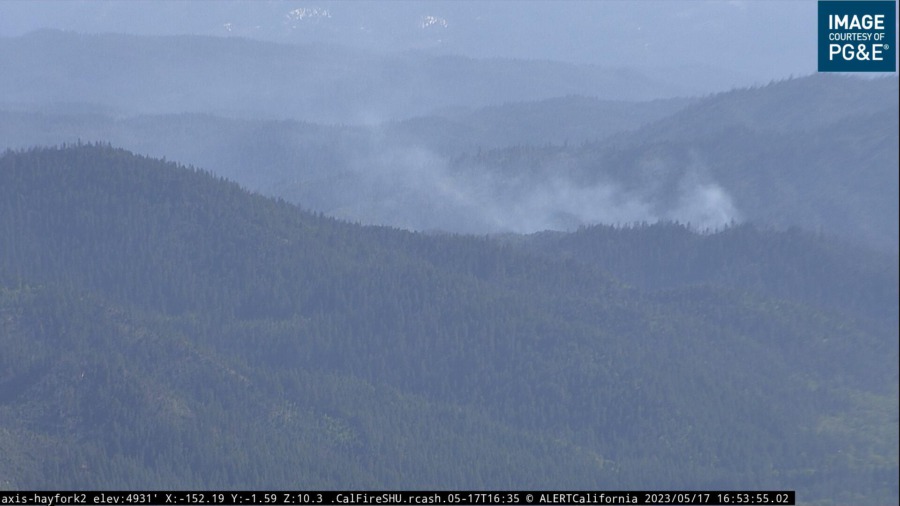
(1, 1), (821, 82)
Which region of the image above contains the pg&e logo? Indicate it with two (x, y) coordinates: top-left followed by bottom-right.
(818, 1), (896, 72)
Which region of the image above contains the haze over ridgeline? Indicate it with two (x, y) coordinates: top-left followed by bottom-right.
(1, 28), (896, 250)
(1, 3), (894, 248)
(0, 1), (897, 502)
(0, 1), (818, 85)
(0, 28), (738, 123)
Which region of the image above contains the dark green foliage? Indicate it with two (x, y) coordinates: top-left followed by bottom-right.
(0, 146), (896, 502)
(521, 222), (898, 324)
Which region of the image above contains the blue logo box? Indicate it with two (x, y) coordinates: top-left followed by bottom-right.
(818, 1), (896, 72)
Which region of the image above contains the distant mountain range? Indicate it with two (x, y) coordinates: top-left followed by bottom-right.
(3, 57), (896, 251)
(0, 2), (815, 83)
(0, 30), (705, 123)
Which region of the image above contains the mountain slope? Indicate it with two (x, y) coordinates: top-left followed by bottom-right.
(387, 95), (695, 154)
(517, 221), (898, 327)
(3, 74), (893, 247)
(0, 96), (693, 233)
(626, 74), (898, 140)
(0, 145), (896, 502)
(458, 75), (899, 248)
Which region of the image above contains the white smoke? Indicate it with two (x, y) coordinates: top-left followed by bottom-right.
(332, 144), (741, 234)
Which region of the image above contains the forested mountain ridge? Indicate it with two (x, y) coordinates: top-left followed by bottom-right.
(516, 222), (898, 325)
(386, 95), (696, 154)
(0, 145), (896, 503)
(459, 75), (899, 249)
(615, 74), (898, 141)
(1, 72), (895, 249)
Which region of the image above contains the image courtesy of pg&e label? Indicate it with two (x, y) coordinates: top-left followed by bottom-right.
(818, 1), (896, 72)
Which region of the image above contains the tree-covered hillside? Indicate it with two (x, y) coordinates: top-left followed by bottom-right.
(0, 145), (896, 504)
(459, 75), (899, 249)
(517, 222), (898, 324)
(2, 75), (895, 249)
